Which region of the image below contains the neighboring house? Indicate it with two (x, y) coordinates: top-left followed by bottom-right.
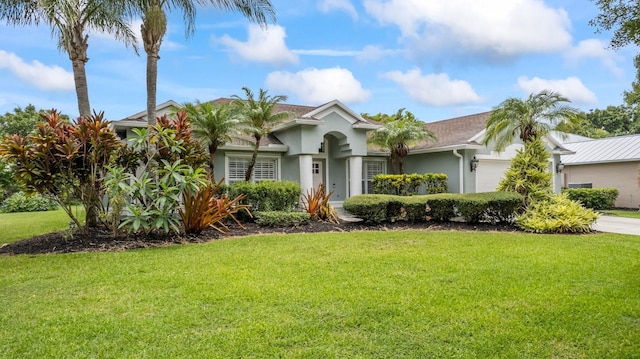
(112, 99), (570, 202)
(561, 134), (640, 208)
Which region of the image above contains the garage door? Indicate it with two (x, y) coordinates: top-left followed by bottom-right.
(475, 160), (511, 193)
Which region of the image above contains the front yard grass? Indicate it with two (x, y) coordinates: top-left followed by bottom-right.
(0, 206), (84, 245)
(601, 208), (640, 219)
(1, 230), (638, 358)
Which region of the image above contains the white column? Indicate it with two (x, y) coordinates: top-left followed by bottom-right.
(299, 155), (313, 195)
(349, 156), (363, 197)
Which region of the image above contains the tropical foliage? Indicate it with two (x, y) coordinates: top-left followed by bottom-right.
(516, 193), (599, 233)
(483, 90), (578, 151)
(121, 0), (276, 124)
(185, 101), (242, 177)
(302, 183), (339, 223)
(368, 108), (436, 174)
(0, 110), (121, 227)
(232, 87), (291, 181)
(0, 0), (136, 116)
(589, 0), (640, 50)
(497, 137), (553, 206)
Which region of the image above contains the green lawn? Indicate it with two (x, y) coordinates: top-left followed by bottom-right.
(1, 230), (638, 358)
(601, 208), (640, 219)
(0, 207), (84, 245)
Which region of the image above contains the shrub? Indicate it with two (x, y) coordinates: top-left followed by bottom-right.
(179, 180), (250, 235)
(373, 173), (448, 195)
(516, 193), (599, 233)
(1, 191), (58, 213)
(343, 195), (394, 224)
(302, 183), (339, 223)
(344, 192), (523, 224)
(498, 138), (553, 206)
(254, 211), (311, 227)
(456, 192), (523, 223)
(563, 187), (619, 210)
(229, 181), (301, 214)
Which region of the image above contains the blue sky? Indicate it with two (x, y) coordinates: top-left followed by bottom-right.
(0, 0), (637, 122)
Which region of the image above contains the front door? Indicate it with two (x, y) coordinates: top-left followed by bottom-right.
(312, 160), (323, 189)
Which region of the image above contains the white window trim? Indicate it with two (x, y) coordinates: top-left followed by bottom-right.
(363, 159), (387, 194)
(224, 152), (281, 184)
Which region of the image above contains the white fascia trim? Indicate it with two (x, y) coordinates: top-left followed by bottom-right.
(111, 120), (148, 129)
(353, 123), (382, 130)
(219, 144), (288, 152)
(468, 129), (486, 143)
(272, 119), (323, 132)
(409, 144), (484, 155)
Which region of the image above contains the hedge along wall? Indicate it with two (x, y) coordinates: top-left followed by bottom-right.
(228, 181), (301, 213)
(562, 187), (619, 210)
(372, 173), (448, 196)
(343, 192), (523, 224)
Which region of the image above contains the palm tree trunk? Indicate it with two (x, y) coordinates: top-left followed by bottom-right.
(245, 136), (261, 181)
(71, 58), (91, 117)
(146, 51), (159, 126)
(208, 143), (217, 180)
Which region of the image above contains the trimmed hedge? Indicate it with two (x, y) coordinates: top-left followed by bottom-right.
(229, 181), (301, 213)
(562, 187), (619, 210)
(343, 192), (523, 224)
(372, 173), (448, 196)
(254, 211), (311, 227)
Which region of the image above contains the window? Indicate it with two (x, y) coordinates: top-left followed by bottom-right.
(115, 129), (127, 140)
(227, 156), (279, 183)
(312, 162), (320, 174)
(363, 161), (385, 194)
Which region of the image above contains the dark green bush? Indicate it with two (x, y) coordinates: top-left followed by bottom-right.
(343, 195), (393, 224)
(344, 192), (523, 224)
(456, 192), (523, 223)
(562, 187), (619, 210)
(1, 192), (59, 213)
(373, 173), (448, 196)
(424, 193), (458, 221)
(229, 181), (301, 213)
(254, 211), (311, 227)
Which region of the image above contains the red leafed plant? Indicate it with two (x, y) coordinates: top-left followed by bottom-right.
(180, 179), (251, 234)
(302, 183), (339, 224)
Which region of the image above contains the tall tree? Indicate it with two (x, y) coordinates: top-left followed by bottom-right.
(231, 87), (290, 181)
(368, 108), (436, 174)
(483, 90), (578, 151)
(584, 105), (640, 136)
(589, 0), (640, 50)
(184, 101), (241, 177)
(624, 54), (640, 106)
(0, 0), (137, 117)
(121, 0), (275, 125)
(554, 111), (611, 139)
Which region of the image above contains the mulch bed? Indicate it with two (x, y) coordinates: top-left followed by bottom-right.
(0, 220), (519, 255)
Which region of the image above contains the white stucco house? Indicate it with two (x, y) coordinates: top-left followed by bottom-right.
(112, 99), (571, 202)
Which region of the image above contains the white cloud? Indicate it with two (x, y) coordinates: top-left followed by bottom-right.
(265, 67), (370, 104)
(564, 39), (623, 76)
(363, 0), (572, 58)
(318, 0), (359, 20)
(216, 24), (298, 66)
(383, 68), (481, 106)
(517, 76), (597, 104)
(292, 49), (360, 57)
(0, 50), (74, 91)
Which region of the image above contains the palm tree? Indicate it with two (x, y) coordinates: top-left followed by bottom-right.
(483, 90), (578, 151)
(231, 87), (290, 181)
(0, 0), (137, 117)
(122, 0), (275, 125)
(184, 101), (241, 178)
(368, 108), (436, 174)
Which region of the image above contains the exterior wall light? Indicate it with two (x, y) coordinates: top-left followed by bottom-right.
(470, 157), (479, 172)
(556, 161), (565, 173)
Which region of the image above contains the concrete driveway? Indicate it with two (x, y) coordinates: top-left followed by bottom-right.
(594, 215), (640, 236)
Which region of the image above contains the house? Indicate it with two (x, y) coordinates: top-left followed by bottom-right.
(112, 99), (570, 202)
(560, 134), (640, 208)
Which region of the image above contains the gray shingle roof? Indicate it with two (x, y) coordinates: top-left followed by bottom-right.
(414, 111), (490, 150)
(562, 134), (640, 165)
